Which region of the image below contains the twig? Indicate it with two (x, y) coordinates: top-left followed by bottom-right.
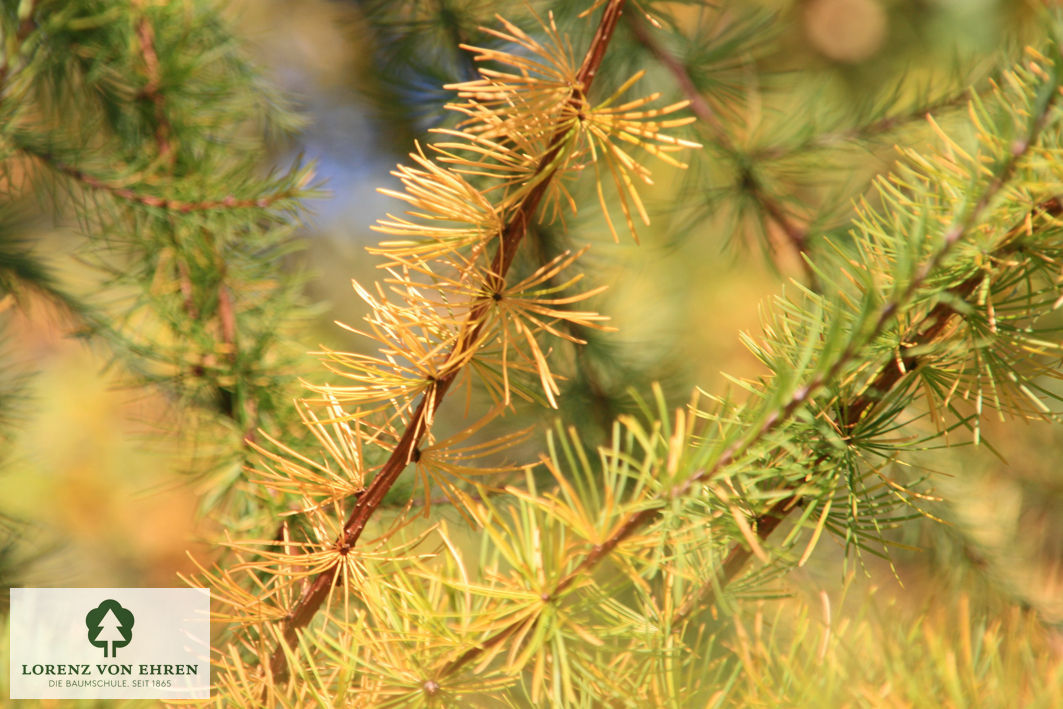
(264, 0), (630, 682)
(132, 5), (259, 437)
(670, 269), (983, 626)
(134, 11), (174, 162)
(22, 145), (295, 212)
(674, 195), (1063, 621)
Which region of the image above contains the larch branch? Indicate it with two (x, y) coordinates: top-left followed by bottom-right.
(436, 77), (1059, 675)
(22, 146), (296, 212)
(134, 11), (174, 162)
(264, 0), (630, 682)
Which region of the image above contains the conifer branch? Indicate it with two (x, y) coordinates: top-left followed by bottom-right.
(128, 4), (265, 440)
(668, 64), (1059, 557)
(690, 194), (1063, 617)
(432, 56), (1061, 680)
(173, 4), (1063, 703)
(264, 0), (630, 681)
(678, 46), (1060, 500)
(19, 142), (294, 441)
(130, 4), (245, 434)
(133, 10), (173, 162)
(672, 195), (1063, 624)
(19, 145), (298, 213)
(2, 1), (319, 522)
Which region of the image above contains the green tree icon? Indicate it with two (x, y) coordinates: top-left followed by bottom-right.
(85, 600), (134, 658)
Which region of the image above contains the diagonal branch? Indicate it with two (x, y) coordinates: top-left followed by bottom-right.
(19, 145), (298, 212)
(435, 73), (1059, 679)
(672, 195), (1063, 624)
(134, 10), (174, 162)
(265, 0), (630, 681)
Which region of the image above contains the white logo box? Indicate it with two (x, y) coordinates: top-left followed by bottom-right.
(9, 588), (210, 700)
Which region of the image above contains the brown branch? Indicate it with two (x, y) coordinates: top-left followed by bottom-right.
(669, 280), (979, 627)
(670, 195), (1063, 627)
(626, 13), (817, 289)
(132, 6), (257, 438)
(748, 178), (816, 287)
(134, 11), (174, 162)
(264, 0), (630, 682)
(215, 280), (257, 438)
(434, 84), (1059, 678)
(22, 145), (295, 212)
(624, 13), (723, 136)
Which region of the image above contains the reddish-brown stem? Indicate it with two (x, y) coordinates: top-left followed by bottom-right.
(134, 12), (174, 162)
(265, 0), (630, 681)
(134, 8), (255, 436)
(23, 146), (295, 212)
(623, 14), (724, 135)
(669, 273), (984, 627)
(135, 9), (256, 435)
(668, 196), (1063, 626)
